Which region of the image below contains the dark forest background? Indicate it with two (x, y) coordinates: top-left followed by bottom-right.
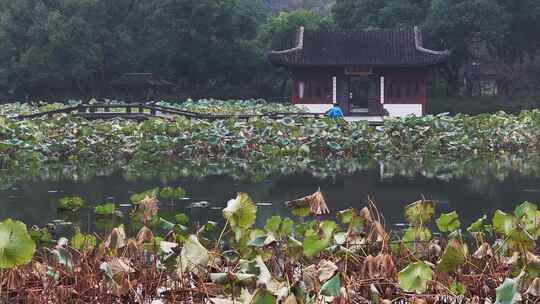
(0, 0), (539, 112)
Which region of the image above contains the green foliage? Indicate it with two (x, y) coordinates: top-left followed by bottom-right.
(71, 232), (97, 251)
(437, 239), (467, 273)
(320, 273), (341, 297)
(405, 200), (435, 226)
(0, 219), (36, 268)
(467, 215), (491, 234)
(94, 203), (116, 216)
(398, 261), (433, 294)
(58, 196), (85, 212)
(436, 211), (461, 233)
(495, 278), (520, 304)
(223, 193), (257, 229)
(174, 213), (190, 226)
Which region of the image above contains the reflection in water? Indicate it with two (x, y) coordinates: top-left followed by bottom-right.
(1, 161), (540, 234)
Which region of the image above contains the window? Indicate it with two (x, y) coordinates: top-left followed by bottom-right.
(405, 81), (412, 97)
(415, 81), (420, 96)
(316, 85), (322, 97)
(387, 83), (393, 97)
(299, 82), (305, 99)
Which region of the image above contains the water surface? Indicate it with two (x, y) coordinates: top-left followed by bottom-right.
(1, 164), (540, 235)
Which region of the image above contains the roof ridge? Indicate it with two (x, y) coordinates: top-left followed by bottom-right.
(414, 26), (451, 56)
(269, 26), (304, 54)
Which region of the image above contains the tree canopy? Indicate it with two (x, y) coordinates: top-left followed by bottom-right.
(0, 0), (538, 100)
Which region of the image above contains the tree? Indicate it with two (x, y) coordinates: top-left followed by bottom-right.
(256, 10), (334, 97)
(137, 0), (265, 97)
(424, 0), (509, 96)
(0, 0), (140, 99)
(333, 0), (431, 30)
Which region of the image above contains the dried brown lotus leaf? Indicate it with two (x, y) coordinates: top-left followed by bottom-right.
(136, 226), (154, 244)
(473, 243), (493, 260)
(286, 189), (329, 215)
(318, 259), (338, 283)
(526, 277), (540, 297)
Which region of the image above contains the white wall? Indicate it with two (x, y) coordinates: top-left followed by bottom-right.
(383, 104), (423, 117)
(297, 104), (333, 113)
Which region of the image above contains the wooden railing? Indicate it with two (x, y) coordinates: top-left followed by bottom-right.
(14, 103), (326, 121)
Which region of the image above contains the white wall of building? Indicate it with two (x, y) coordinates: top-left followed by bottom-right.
(383, 104), (423, 117)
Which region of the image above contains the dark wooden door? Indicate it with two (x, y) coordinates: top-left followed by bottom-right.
(349, 77), (369, 111)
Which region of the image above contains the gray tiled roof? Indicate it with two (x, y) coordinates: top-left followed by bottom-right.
(268, 27), (450, 68)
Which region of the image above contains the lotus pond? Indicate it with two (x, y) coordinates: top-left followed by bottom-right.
(2, 100), (540, 302)
(2, 156), (540, 235)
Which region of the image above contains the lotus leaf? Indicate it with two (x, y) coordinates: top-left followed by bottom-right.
(0, 219), (36, 268)
(398, 261), (433, 294)
(404, 200), (435, 225)
(179, 235), (209, 277)
(437, 239), (467, 273)
(436, 211), (461, 233)
(495, 278), (520, 304)
(223, 193), (257, 229)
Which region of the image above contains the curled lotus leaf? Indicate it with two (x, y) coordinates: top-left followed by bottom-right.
(285, 188), (329, 216)
(223, 193), (257, 229)
(437, 239), (467, 273)
(178, 235), (209, 277)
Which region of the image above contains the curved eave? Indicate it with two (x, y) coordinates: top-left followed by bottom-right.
(266, 54), (450, 69)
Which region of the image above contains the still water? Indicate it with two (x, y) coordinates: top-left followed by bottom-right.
(1, 164), (540, 234)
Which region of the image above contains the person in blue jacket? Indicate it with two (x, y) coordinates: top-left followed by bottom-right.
(326, 102), (344, 119)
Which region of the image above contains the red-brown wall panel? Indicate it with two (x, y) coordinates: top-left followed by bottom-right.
(291, 68), (341, 104)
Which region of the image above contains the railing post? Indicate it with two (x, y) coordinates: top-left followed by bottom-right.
(126, 106), (132, 114)
(139, 105), (144, 113)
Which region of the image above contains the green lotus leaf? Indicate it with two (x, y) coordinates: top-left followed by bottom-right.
(94, 203), (116, 216)
(405, 200), (435, 225)
(264, 216), (282, 233)
(0, 219), (36, 268)
(521, 209), (540, 238)
(398, 261), (433, 294)
(493, 210), (517, 235)
(223, 193), (257, 229)
(403, 226), (432, 244)
(437, 239), (467, 273)
(436, 211), (461, 233)
(467, 215), (491, 234)
(58, 196), (85, 212)
(174, 213), (190, 226)
(320, 273), (341, 297)
(303, 235), (330, 259)
(252, 289), (276, 304)
(450, 281), (467, 295)
(71, 232), (97, 251)
(515, 201), (538, 219)
(495, 278), (520, 304)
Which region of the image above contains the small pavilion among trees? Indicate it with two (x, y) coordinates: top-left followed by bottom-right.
(109, 73), (175, 103)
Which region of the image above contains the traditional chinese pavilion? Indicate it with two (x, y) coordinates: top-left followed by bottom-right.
(268, 27), (449, 118)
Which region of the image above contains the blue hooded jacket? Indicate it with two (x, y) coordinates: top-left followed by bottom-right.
(327, 105), (344, 119)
